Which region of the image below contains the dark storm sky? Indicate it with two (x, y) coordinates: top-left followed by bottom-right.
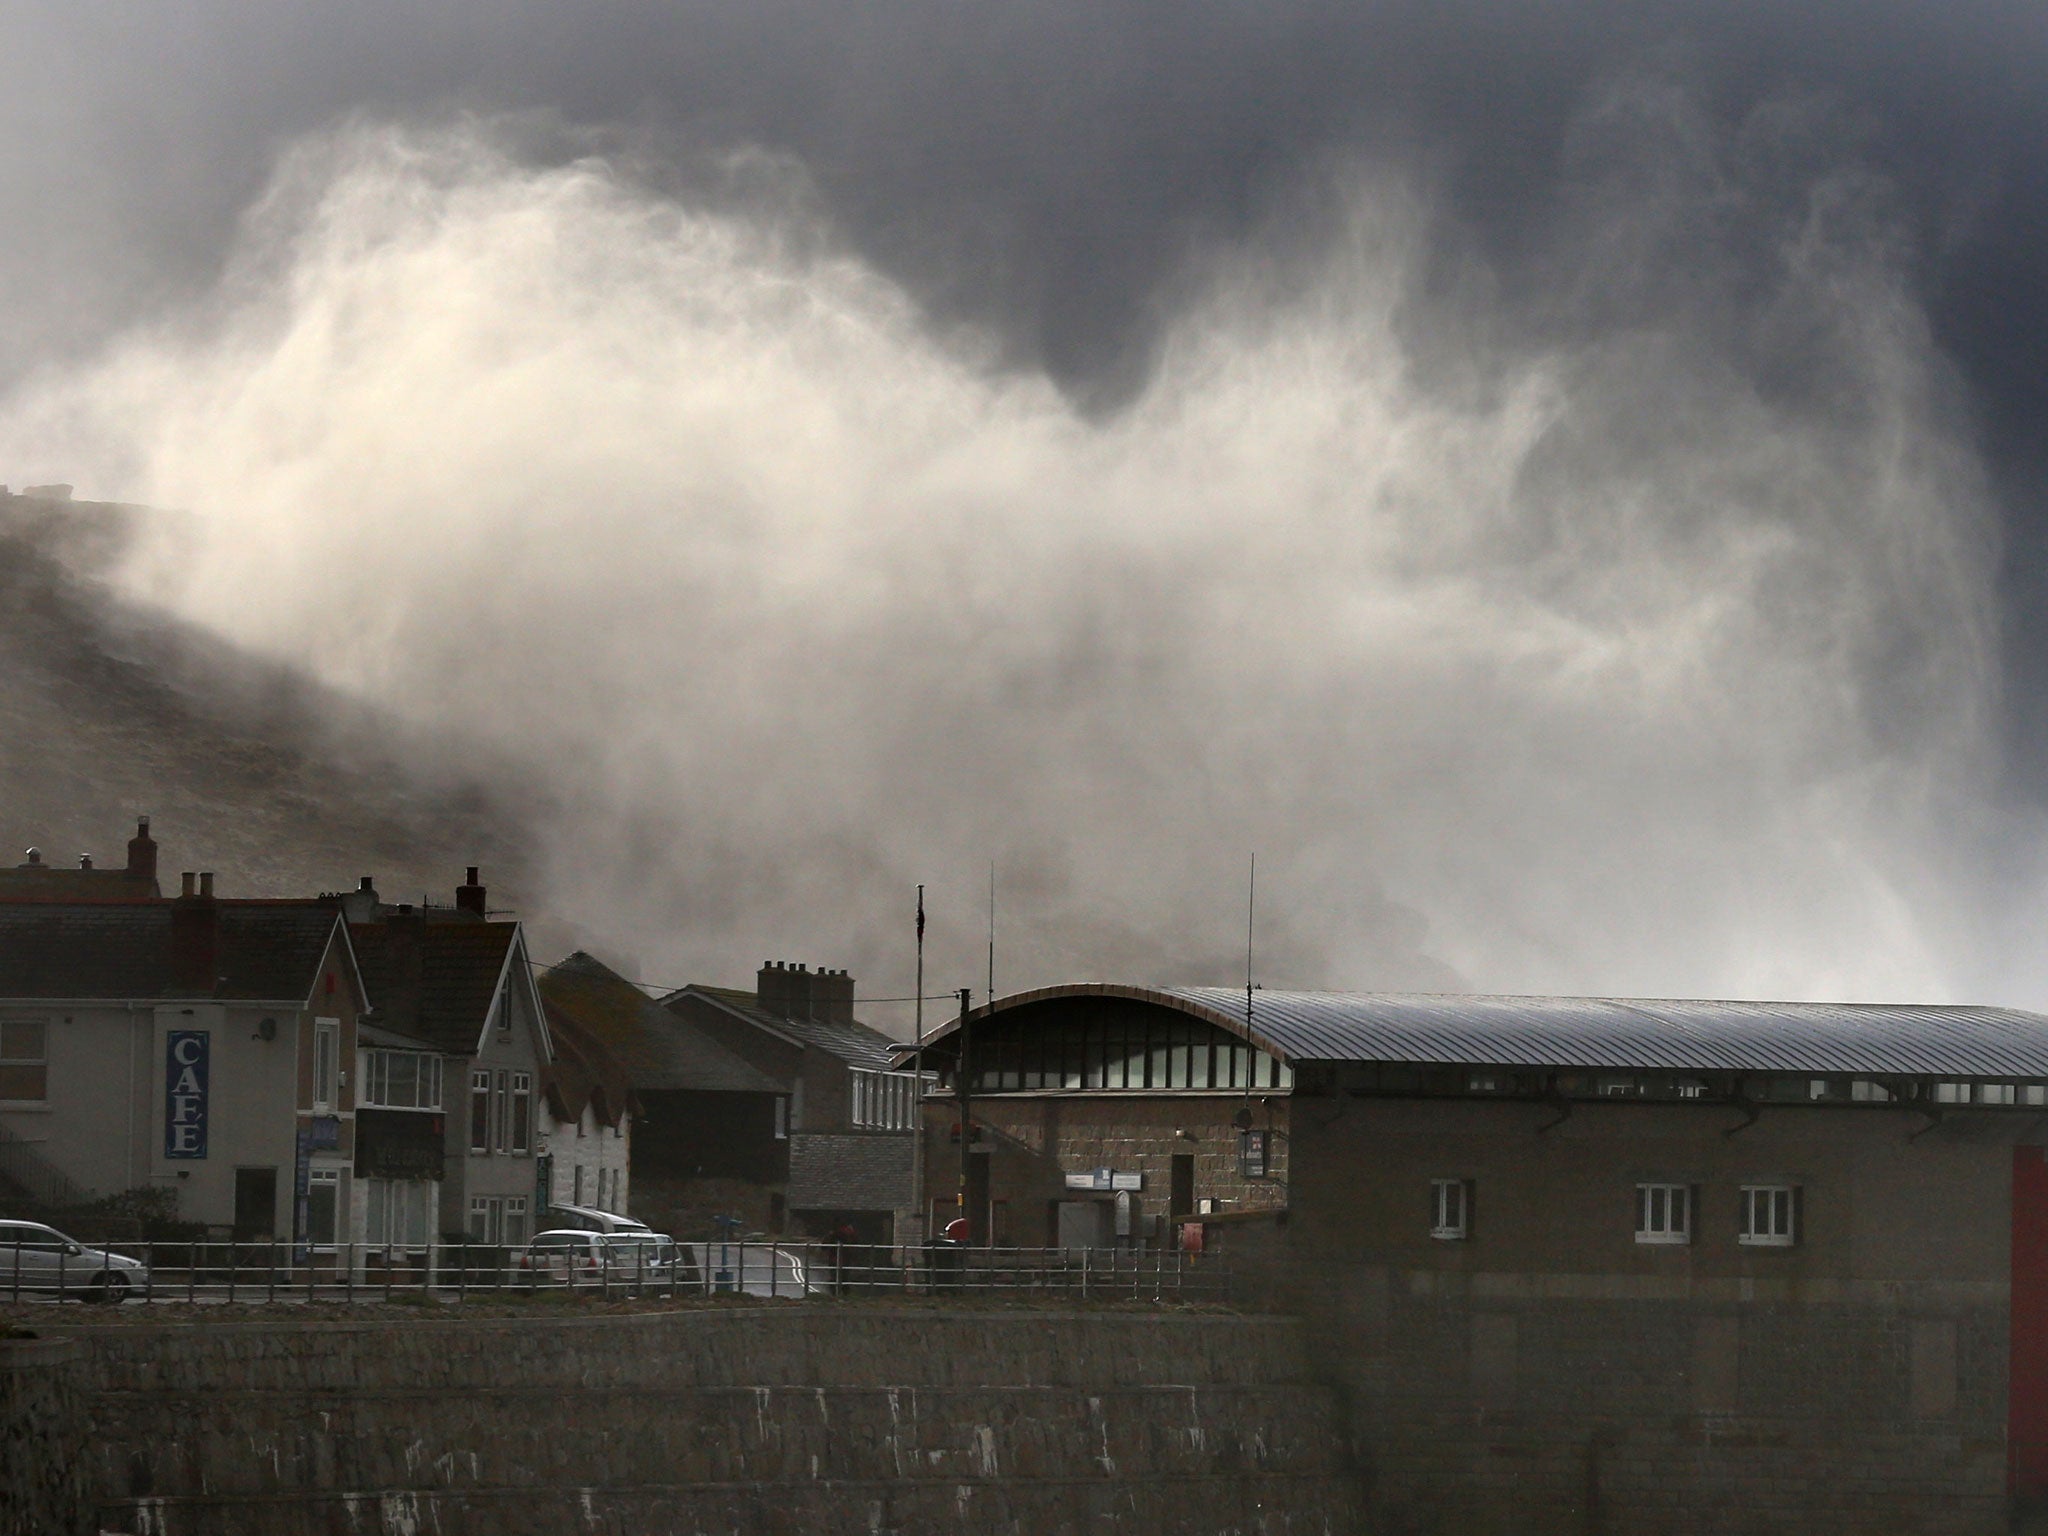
(4, 1), (2047, 1003)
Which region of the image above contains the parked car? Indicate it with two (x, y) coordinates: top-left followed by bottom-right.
(512, 1229), (610, 1286)
(0, 1220), (148, 1301)
(599, 1230), (692, 1285)
(543, 1203), (652, 1237)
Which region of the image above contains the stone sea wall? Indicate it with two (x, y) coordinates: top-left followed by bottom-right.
(47, 1305), (1363, 1535)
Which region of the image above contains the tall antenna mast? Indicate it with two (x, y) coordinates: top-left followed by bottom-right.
(987, 861), (996, 1005)
(1239, 854), (1257, 1128)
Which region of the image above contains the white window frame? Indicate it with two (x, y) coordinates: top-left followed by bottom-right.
(470, 1070), (491, 1154)
(312, 1018), (340, 1111)
(1430, 1178), (1469, 1241)
(306, 1167), (342, 1249)
(1739, 1184), (1798, 1247)
(503, 1196), (529, 1245)
(493, 1069), (510, 1153)
(1635, 1183), (1692, 1245)
(510, 1072), (532, 1154)
(360, 1050), (442, 1111)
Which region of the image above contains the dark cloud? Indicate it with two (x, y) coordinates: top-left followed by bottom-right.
(3, 0), (2046, 1011)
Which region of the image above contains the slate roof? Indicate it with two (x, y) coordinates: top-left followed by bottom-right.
(0, 866), (159, 902)
(670, 985), (901, 1071)
(0, 901), (342, 1001)
(786, 1132), (914, 1212)
(926, 983), (2048, 1081)
(539, 954), (783, 1096)
(349, 920), (519, 1053)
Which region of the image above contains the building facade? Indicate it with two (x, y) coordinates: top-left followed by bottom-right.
(0, 874), (368, 1251)
(956, 983), (2048, 1534)
(912, 985), (1293, 1247)
(664, 963), (920, 1241)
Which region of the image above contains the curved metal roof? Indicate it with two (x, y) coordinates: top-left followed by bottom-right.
(926, 983), (2048, 1079)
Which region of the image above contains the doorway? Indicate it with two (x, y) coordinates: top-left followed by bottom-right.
(234, 1166), (278, 1238)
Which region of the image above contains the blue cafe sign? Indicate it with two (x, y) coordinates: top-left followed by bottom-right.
(164, 1030), (209, 1159)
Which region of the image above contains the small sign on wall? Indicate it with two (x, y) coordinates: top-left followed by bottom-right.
(164, 1030), (209, 1159)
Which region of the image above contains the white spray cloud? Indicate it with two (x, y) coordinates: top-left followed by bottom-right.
(0, 88), (2022, 1012)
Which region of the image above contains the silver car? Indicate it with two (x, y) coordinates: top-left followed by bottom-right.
(0, 1219), (148, 1301)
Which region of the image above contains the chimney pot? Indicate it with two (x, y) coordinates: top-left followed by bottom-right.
(24, 848), (40, 866)
(360, 876), (374, 891)
(455, 866), (487, 917)
(78, 854), (92, 870)
(199, 871), (214, 898)
(180, 872), (196, 897)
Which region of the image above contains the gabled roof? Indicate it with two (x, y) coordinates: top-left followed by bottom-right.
(349, 919), (521, 1054)
(666, 984), (901, 1071)
(922, 983), (2048, 1081)
(539, 954), (783, 1095)
(0, 901), (347, 1002)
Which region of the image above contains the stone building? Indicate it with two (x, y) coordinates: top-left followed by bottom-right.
(910, 984), (1294, 1247)
(936, 982), (2048, 1532)
(663, 963), (921, 1242)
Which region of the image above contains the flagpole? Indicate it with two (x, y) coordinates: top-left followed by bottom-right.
(911, 885), (927, 1254)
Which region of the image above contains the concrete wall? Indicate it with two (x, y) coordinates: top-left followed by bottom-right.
(51, 1307), (1361, 1536)
(1288, 1093), (2022, 1535)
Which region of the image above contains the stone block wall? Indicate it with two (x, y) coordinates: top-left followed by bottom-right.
(51, 1307), (1363, 1536)
(0, 1336), (95, 1536)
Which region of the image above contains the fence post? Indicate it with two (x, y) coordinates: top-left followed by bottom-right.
(267, 1241), (277, 1305)
(1080, 1246), (1090, 1302)
(142, 1242), (153, 1305)
(344, 1243), (353, 1305)
(226, 1242), (236, 1305)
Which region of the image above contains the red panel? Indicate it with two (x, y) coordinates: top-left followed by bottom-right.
(2011, 1146), (2048, 1496)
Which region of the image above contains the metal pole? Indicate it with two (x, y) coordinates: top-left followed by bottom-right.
(955, 987), (972, 1242)
(911, 885), (926, 1255)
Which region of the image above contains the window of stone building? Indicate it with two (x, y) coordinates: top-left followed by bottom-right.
(1635, 1183), (1693, 1245)
(1430, 1179), (1471, 1240)
(503, 1196), (529, 1245)
(1738, 1185), (1798, 1246)
(0, 1018), (48, 1101)
(493, 1070), (511, 1152)
(572, 1164), (585, 1204)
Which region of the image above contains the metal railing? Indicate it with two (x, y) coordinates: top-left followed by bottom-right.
(0, 1236), (1228, 1307)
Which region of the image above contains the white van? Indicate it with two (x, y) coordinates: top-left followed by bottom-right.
(543, 1203), (653, 1237)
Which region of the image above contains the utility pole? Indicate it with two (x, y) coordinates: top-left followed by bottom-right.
(955, 986), (973, 1242)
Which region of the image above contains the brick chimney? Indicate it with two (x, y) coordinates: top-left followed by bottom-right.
(455, 866), (486, 918)
(170, 871), (220, 993)
(757, 961), (801, 1020)
(757, 961), (855, 1023)
(126, 816), (157, 887)
(815, 968), (856, 1026)
(339, 876), (380, 925)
